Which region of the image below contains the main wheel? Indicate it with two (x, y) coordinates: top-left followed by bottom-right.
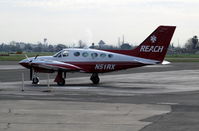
(92, 77), (100, 84)
(90, 73), (100, 84)
(32, 77), (39, 84)
(57, 78), (65, 86)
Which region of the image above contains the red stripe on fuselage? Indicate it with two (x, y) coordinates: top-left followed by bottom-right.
(20, 61), (148, 73)
(64, 61), (147, 73)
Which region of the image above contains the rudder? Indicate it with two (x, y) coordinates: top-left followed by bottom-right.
(131, 26), (176, 62)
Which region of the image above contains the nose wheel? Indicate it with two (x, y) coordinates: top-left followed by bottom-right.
(32, 77), (39, 84)
(31, 69), (39, 84)
(90, 73), (100, 84)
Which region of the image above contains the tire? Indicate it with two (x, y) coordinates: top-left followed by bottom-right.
(32, 77), (39, 84)
(90, 73), (100, 84)
(92, 77), (100, 84)
(57, 78), (65, 86)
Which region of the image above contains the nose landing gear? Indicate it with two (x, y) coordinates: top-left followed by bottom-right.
(32, 77), (39, 84)
(31, 69), (39, 84)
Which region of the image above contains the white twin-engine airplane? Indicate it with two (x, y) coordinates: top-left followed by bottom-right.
(19, 26), (176, 86)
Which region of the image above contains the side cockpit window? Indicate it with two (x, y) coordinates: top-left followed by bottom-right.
(62, 50), (69, 57)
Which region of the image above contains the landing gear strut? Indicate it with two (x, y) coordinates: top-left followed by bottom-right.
(90, 73), (100, 84)
(54, 71), (65, 86)
(57, 78), (65, 86)
(31, 70), (39, 84)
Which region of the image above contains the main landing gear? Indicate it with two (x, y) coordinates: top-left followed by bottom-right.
(54, 71), (66, 86)
(30, 69), (100, 86)
(90, 73), (100, 84)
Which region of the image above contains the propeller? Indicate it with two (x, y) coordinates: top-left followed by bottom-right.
(24, 54), (39, 80)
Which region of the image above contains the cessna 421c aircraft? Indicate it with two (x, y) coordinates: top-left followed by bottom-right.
(19, 25), (176, 86)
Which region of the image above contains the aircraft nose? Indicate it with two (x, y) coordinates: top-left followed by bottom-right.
(19, 59), (30, 68)
(19, 58), (28, 63)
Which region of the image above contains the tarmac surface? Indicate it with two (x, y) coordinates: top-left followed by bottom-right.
(1, 61), (199, 131)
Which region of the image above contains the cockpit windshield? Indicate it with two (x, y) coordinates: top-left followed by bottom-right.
(53, 50), (69, 57)
(53, 51), (61, 57)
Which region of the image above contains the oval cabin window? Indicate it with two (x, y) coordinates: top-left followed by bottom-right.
(108, 54), (113, 58)
(91, 53), (98, 58)
(82, 52), (89, 57)
(74, 52), (80, 57)
(100, 53), (106, 58)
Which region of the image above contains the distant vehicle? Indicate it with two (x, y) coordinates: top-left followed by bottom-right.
(19, 25), (176, 86)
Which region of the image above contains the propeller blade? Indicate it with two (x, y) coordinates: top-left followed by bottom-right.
(34, 55), (39, 60)
(24, 54), (30, 61)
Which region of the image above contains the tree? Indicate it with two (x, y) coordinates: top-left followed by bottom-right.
(33, 43), (43, 52)
(185, 35), (199, 53)
(24, 44), (32, 52)
(48, 45), (54, 52)
(55, 44), (66, 52)
(78, 40), (86, 48)
(192, 35), (198, 49)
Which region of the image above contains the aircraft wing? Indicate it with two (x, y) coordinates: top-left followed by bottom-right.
(134, 59), (170, 65)
(31, 59), (81, 71)
(133, 58), (158, 65)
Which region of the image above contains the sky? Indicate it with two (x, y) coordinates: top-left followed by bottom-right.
(0, 0), (199, 47)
